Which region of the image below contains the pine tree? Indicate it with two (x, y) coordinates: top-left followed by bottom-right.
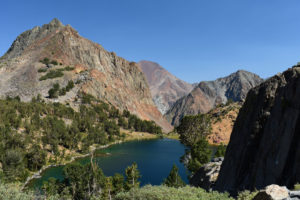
(125, 162), (141, 191)
(163, 164), (185, 188)
(187, 138), (212, 173)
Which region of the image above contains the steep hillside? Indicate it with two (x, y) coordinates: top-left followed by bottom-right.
(139, 60), (194, 114)
(0, 19), (172, 132)
(165, 70), (263, 126)
(206, 102), (242, 145)
(215, 66), (300, 193)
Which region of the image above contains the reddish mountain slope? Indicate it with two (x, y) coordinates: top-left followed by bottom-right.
(139, 60), (193, 114)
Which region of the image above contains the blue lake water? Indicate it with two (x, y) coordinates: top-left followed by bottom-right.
(29, 138), (189, 189)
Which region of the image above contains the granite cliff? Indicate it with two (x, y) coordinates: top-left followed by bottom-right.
(139, 60), (194, 114)
(0, 19), (172, 132)
(215, 66), (300, 193)
(165, 70), (263, 126)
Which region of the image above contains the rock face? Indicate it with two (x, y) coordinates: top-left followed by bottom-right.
(139, 60), (194, 114)
(165, 70), (263, 126)
(215, 66), (300, 193)
(0, 18), (172, 132)
(189, 157), (223, 190)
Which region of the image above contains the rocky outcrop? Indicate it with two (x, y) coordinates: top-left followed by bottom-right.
(215, 66), (300, 193)
(0, 19), (172, 132)
(253, 185), (289, 200)
(165, 70), (263, 126)
(253, 184), (300, 200)
(139, 60), (194, 114)
(189, 157), (223, 190)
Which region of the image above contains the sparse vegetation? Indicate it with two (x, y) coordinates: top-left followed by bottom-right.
(38, 68), (48, 73)
(40, 57), (59, 66)
(237, 190), (259, 200)
(48, 83), (60, 98)
(39, 69), (64, 81)
(39, 66), (75, 81)
(48, 81), (75, 98)
(64, 66), (75, 71)
(40, 57), (50, 65)
(50, 60), (58, 65)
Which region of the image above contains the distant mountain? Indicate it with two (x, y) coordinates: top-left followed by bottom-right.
(139, 60), (194, 114)
(0, 18), (172, 132)
(165, 70), (263, 126)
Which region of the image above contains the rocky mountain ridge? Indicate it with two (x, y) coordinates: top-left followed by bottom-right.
(215, 65), (300, 193)
(139, 60), (194, 114)
(0, 18), (172, 132)
(165, 70), (263, 126)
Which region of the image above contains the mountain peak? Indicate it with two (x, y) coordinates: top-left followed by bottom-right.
(165, 70), (263, 126)
(0, 19), (173, 133)
(139, 60), (194, 114)
(48, 18), (64, 27)
(2, 18), (66, 60)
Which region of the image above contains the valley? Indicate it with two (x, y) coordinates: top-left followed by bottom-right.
(0, 8), (299, 200)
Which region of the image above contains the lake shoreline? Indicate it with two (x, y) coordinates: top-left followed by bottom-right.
(27, 138), (188, 189)
(23, 136), (161, 189)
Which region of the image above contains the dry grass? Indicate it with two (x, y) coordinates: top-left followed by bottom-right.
(121, 129), (158, 141)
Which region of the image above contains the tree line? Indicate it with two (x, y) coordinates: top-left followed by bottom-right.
(0, 94), (162, 183)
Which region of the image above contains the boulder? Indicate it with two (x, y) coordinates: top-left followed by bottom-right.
(288, 190), (300, 199)
(189, 157), (223, 190)
(253, 185), (289, 200)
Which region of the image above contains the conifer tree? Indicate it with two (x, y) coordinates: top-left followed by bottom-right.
(163, 164), (185, 188)
(125, 162), (141, 191)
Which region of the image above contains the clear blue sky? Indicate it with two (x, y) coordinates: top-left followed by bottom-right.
(1, 0), (300, 83)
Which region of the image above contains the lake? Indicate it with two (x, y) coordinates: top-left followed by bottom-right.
(29, 138), (189, 189)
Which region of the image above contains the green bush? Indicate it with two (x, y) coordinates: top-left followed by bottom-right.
(38, 68), (48, 73)
(39, 70), (64, 81)
(50, 60), (58, 65)
(65, 80), (74, 91)
(237, 190), (258, 200)
(64, 66), (75, 71)
(48, 83), (60, 98)
(40, 57), (50, 65)
(115, 185), (233, 200)
(214, 143), (227, 158)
